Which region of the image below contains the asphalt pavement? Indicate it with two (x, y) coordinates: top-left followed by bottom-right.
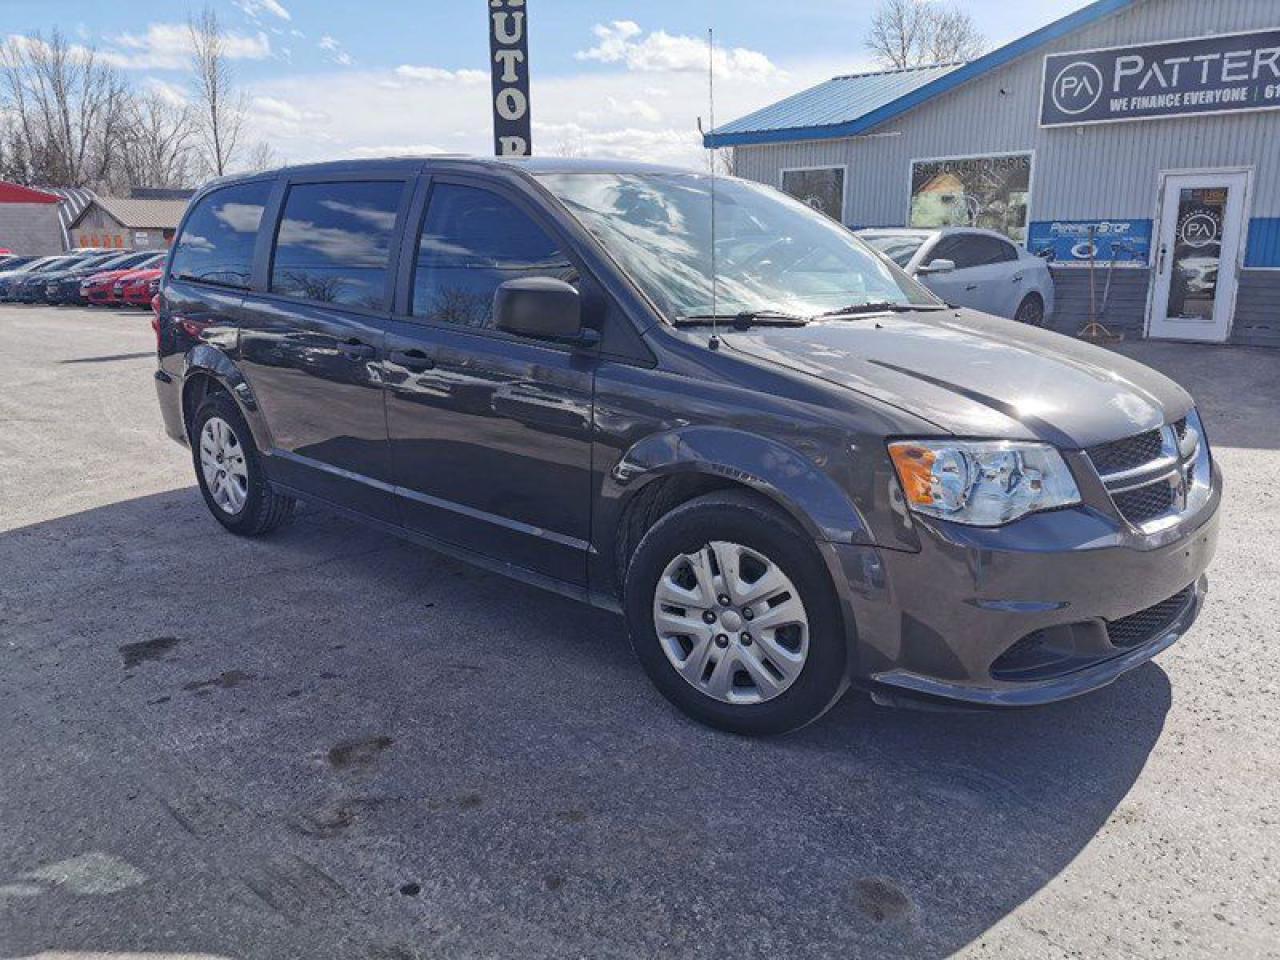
(0, 305), (1276, 959)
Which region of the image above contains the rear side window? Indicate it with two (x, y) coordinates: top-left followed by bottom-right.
(930, 234), (1008, 270)
(412, 183), (575, 328)
(270, 180), (405, 310)
(170, 180), (272, 288)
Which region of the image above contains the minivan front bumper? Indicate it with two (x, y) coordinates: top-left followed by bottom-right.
(828, 465), (1221, 707)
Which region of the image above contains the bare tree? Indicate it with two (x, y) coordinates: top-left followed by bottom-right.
(189, 6), (248, 178)
(867, 0), (984, 70)
(553, 129), (588, 158)
(242, 140), (279, 173)
(0, 30), (131, 187)
(919, 6), (986, 66)
(118, 91), (197, 189)
(714, 147), (738, 178)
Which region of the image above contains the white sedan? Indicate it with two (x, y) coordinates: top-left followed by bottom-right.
(857, 227), (1055, 326)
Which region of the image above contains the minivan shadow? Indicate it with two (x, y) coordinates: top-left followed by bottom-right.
(0, 489), (1170, 959)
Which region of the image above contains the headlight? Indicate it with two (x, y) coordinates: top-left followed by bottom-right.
(888, 439), (1081, 526)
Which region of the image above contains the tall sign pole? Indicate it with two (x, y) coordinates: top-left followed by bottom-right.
(489, 0), (532, 156)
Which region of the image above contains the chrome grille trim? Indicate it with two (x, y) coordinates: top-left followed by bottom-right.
(1087, 422), (1199, 530)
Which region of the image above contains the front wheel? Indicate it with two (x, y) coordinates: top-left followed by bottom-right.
(623, 491), (848, 735)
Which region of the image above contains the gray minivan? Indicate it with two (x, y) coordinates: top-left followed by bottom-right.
(153, 157), (1220, 734)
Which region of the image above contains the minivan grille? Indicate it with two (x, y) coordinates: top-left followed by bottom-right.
(1112, 482), (1176, 526)
(1087, 420), (1200, 529)
(1106, 586), (1195, 647)
(1087, 429), (1164, 475)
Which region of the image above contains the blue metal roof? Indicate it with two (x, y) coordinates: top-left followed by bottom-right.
(705, 0), (1139, 148)
(709, 64), (961, 143)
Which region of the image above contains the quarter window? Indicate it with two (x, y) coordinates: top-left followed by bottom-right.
(170, 180), (272, 288)
(270, 180), (405, 309)
(412, 183), (575, 328)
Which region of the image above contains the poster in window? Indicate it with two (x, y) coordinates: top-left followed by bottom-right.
(910, 154), (1032, 244)
(781, 168), (845, 222)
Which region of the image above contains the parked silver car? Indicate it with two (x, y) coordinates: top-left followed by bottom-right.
(858, 227), (1055, 325)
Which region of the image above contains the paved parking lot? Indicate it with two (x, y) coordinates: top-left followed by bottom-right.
(1, 304), (1277, 960)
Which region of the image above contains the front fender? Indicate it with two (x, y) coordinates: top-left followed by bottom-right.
(181, 345), (273, 453)
(610, 426), (872, 545)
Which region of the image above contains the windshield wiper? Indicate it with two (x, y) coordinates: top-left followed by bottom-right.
(674, 309), (809, 329)
(816, 301), (946, 318)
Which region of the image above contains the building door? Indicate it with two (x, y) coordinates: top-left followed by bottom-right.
(1148, 170), (1249, 343)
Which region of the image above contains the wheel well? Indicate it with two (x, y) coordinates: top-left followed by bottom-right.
(613, 474), (794, 598)
(181, 372), (230, 431)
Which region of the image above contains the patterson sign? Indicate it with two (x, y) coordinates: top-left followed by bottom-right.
(1041, 28), (1280, 127)
(488, 0), (531, 156)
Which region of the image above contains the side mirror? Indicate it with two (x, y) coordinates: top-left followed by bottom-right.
(917, 258), (956, 275)
(494, 277), (585, 342)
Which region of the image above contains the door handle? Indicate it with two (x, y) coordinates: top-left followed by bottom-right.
(965, 284), (979, 291)
(389, 348), (435, 372)
(340, 339), (376, 360)
(1158, 244), (1168, 275)
(1012, 275), (1024, 283)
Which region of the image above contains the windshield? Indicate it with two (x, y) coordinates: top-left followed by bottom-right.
(536, 172), (938, 321)
(861, 234), (928, 269)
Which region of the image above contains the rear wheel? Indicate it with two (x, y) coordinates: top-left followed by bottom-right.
(624, 490), (848, 735)
(1014, 293), (1046, 326)
(190, 393), (294, 536)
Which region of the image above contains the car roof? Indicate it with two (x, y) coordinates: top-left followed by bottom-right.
(197, 155), (706, 194)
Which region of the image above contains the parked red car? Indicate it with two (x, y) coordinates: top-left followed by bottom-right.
(120, 267), (162, 308)
(83, 253), (164, 305)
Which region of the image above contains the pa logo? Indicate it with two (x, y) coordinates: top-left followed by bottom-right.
(1179, 211), (1220, 249)
(1051, 60), (1104, 116)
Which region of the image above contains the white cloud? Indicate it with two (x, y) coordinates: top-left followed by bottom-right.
(102, 22), (270, 70)
(393, 65), (487, 85)
(234, 0), (291, 21)
(577, 22), (782, 81)
(241, 50), (837, 173)
(608, 96), (663, 124)
(144, 77), (189, 107)
(346, 144), (450, 158)
(317, 34), (353, 66)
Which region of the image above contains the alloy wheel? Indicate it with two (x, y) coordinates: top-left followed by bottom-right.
(652, 540), (809, 705)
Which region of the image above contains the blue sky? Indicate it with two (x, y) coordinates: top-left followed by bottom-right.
(9, 0), (1094, 166)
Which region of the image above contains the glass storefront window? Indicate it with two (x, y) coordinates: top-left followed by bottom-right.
(910, 154), (1032, 244)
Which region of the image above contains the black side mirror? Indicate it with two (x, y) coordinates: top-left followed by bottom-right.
(494, 277), (585, 342)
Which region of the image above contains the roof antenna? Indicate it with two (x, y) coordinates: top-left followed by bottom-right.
(699, 27), (721, 351)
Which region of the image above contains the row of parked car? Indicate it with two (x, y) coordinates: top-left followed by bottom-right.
(0, 249), (166, 308)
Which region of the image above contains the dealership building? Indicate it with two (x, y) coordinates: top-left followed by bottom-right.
(707, 0), (1280, 347)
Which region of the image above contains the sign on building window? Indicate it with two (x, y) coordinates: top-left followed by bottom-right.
(1042, 29), (1280, 128)
(780, 167), (845, 221)
(910, 154), (1032, 244)
(1026, 219), (1153, 266)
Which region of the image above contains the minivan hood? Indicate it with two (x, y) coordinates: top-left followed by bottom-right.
(721, 308), (1192, 448)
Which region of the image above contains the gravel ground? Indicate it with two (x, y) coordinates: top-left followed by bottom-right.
(0, 305), (1276, 960)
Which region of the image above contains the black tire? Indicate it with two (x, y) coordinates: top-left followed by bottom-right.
(189, 392), (294, 536)
(623, 490), (848, 735)
(1014, 293), (1046, 326)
